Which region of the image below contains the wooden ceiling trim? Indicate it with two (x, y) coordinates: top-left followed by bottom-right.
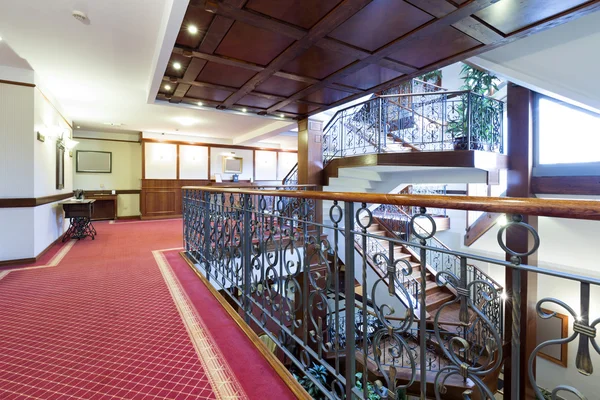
(221, 0), (373, 107)
(312, 0), (600, 115)
(267, 0), (498, 112)
(406, 0), (504, 44)
(197, 0), (417, 74)
(171, 0), (245, 103)
(164, 76), (325, 108)
(173, 45), (366, 95)
(170, 58), (207, 103)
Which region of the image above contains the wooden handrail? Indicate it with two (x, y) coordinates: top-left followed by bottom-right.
(181, 187), (600, 221)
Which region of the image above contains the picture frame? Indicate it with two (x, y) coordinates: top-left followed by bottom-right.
(536, 308), (569, 367)
(222, 156), (243, 174)
(56, 141), (65, 190)
(214, 173), (223, 183)
(76, 150), (112, 173)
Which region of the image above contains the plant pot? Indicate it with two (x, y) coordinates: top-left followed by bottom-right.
(453, 136), (469, 150)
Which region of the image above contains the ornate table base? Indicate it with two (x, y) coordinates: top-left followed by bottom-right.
(63, 217), (96, 242)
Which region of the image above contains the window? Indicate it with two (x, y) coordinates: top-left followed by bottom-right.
(534, 96), (600, 173)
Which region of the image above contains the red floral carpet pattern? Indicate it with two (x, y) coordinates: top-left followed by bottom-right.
(0, 220), (263, 400)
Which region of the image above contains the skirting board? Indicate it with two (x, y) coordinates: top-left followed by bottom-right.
(0, 233), (65, 268)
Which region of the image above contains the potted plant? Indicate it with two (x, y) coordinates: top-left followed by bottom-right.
(447, 64), (500, 151)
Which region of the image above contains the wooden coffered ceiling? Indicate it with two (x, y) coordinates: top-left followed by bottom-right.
(157, 0), (600, 119)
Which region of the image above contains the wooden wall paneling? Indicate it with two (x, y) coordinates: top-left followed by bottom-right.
(176, 144), (180, 179)
(531, 176), (600, 195)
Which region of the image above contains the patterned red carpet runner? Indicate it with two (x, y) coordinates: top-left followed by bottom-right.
(0, 219), (295, 399)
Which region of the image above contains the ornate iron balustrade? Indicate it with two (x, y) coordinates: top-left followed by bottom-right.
(322, 90), (504, 165)
(282, 162), (298, 186)
(183, 187), (600, 400)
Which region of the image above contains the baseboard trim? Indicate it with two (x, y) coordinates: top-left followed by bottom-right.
(116, 215), (142, 220)
(178, 252), (311, 400)
(0, 233), (64, 268)
(141, 214), (182, 220)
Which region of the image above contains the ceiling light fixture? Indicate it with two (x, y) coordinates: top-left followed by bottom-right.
(0, 36), (3, 41)
(164, 84), (172, 90)
(242, 108), (247, 113)
(173, 62), (181, 70)
(197, 101), (203, 106)
(188, 25), (198, 34)
(76, 125), (81, 129)
(279, 114), (285, 118)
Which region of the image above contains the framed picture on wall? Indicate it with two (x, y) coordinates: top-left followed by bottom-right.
(76, 151), (112, 173)
(56, 141), (65, 190)
(222, 156), (243, 174)
(536, 308), (569, 367)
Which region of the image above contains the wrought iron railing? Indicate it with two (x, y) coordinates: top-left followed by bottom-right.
(322, 90), (504, 165)
(183, 187), (600, 400)
(282, 162), (298, 186)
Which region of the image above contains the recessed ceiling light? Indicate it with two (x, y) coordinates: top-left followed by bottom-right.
(197, 101), (203, 106)
(242, 108), (247, 113)
(76, 125), (81, 129)
(279, 114), (285, 118)
(0, 36), (3, 41)
(173, 62), (181, 70)
(164, 84), (172, 90)
(188, 25), (198, 34)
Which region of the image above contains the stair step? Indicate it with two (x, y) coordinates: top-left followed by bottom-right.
(368, 229), (386, 236)
(426, 291), (455, 311)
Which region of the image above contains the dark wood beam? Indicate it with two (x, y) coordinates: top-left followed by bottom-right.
(532, 176), (600, 195)
(196, 0), (417, 75)
(172, 46), (366, 95)
(170, 58), (207, 103)
(268, 0), (498, 112)
(222, 0), (373, 107)
(504, 83), (537, 400)
(164, 75), (326, 107)
(406, 0), (504, 44)
(312, 0), (600, 116)
(171, 0), (245, 102)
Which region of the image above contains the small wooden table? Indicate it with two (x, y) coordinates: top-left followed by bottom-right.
(86, 194), (118, 220)
(61, 199), (97, 241)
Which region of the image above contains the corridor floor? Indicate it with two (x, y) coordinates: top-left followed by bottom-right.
(0, 219), (296, 399)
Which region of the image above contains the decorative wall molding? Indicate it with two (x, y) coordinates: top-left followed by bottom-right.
(0, 193), (73, 208)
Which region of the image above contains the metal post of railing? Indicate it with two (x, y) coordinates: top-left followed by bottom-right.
(344, 201), (356, 400)
(510, 268), (521, 398)
(242, 193), (252, 324)
(467, 92), (472, 151)
(418, 209), (428, 399)
(203, 191), (211, 280)
(378, 97), (383, 153)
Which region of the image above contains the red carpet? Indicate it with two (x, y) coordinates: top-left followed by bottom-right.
(0, 219), (297, 399)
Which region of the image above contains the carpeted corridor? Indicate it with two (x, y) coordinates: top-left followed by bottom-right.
(0, 219), (296, 399)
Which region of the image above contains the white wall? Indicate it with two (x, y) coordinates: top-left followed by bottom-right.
(179, 145), (209, 180)
(34, 88), (73, 197)
(73, 133), (142, 217)
(0, 79), (72, 260)
(277, 151), (298, 180)
(210, 147), (253, 181)
(145, 142), (177, 179)
(254, 150), (277, 181)
(0, 82), (34, 197)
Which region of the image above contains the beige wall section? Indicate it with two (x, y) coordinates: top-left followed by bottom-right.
(73, 134), (142, 217)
